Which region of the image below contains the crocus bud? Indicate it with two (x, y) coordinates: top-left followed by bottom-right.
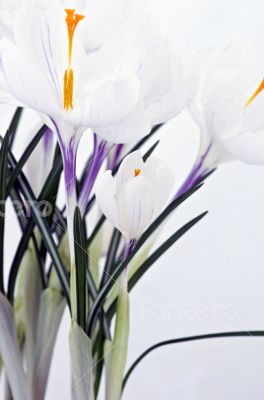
(95, 150), (174, 242)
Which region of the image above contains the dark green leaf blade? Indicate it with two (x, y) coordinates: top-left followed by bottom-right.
(6, 125), (47, 196)
(122, 330), (264, 392)
(129, 212), (208, 291)
(87, 183), (204, 336)
(142, 140), (159, 162)
(7, 147), (70, 307)
(8, 107), (23, 148)
(74, 207), (87, 330)
(7, 149), (64, 303)
(0, 131), (10, 293)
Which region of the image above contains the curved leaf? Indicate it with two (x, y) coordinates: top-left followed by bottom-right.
(123, 330), (264, 392)
(0, 131), (10, 293)
(74, 207), (87, 330)
(128, 212), (208, 291)
(87, 183), (204, 336)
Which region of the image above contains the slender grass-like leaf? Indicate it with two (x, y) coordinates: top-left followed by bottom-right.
(128, 212), (208, 290)
(8, 107), (23, 148)
(0, 131), (10, 293)
(122, 330), (264, 392)
(73, 208), (111, 338)
(74, 207), (87, 330)
(6, 125), (46, 196)
(106, 212), (208, 322)
(7, 153), (64, 303)
(10, 186), (46, 288)
(87, 215), (106, 248)
(100, 229), (122, 289)
(128, 124), (163, 154)
(7, 149), (70, 307)
(142, 140), (159, 162)
(87, 183), (204, 336)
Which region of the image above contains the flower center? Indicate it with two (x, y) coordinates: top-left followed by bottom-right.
(246, 78), (264, 107)
(64, 9), (85, 111)
(134, 168), (141, 177)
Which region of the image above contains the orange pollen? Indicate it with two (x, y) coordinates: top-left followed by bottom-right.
(246, 78), (264, 107)
(64, 9), (85, 110)
(134, 168), (141, 177)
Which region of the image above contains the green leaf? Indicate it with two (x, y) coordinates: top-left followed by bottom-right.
(87, 183), (204, 336)
(74, 207), (87, 330)
(100, 229), (121, 288)
(128, 212), (208, 291)
(106, 212), (208, 323)
(0, 131), (10, 293)
(128, 124), (163, 154)
(7, 153), (64, 304)
(122, 330), (264, 392)
(7, 148), (70, 308)
(86, 214), (106, 248)
(6, 125), (46, 196)
(8, 107), (23, 148)
(142, 140), (159, 162)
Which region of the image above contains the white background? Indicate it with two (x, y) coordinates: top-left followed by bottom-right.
(2, 0), (264, 399)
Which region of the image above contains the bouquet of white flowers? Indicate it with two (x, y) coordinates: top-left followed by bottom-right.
(0, 1), (264, 399)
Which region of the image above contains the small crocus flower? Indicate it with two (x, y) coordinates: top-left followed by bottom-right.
(176, 41), (264, 197)
(95, 150), (174, 243)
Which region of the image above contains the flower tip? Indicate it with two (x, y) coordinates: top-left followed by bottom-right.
(246, 78), (264, 107)
(134, 168), (141, 177)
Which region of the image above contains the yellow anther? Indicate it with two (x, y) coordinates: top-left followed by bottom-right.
(134, 168), (141, 177)
(246, 78), (264, 107)
(63, 9), (85, 110)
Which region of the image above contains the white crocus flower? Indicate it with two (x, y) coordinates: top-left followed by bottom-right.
(176, 42), (264, 197)
(95, 150), (174, 243)
(96, 150), (173, 400)
(0, 0), (158, 318)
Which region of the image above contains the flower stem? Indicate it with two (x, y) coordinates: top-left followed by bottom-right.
(61, 138), (78, 320)
(105, 240), (134, 400)
(78, 134), (109, 216)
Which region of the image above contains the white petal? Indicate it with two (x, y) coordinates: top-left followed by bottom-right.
(244, 89), (264, 132)
(204, 67), (244, 142)
(69, 322), (94, 400)
(94, 110), (151, 144)
(0, 38), (59, 115)
(79, 0), (130, 53)
(152, 165), (175, 217)
(116, 150), (145, 189)
(77, 70), (140, 127)
(95, 171), (119, 230)
(0, 293), (29, 400)
(223, 129), (264, 165)
(117, 175), (153, 240)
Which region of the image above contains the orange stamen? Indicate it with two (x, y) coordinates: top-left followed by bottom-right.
(64, 9), (85, 110)
(246, 78), (264, 107)
(134, 168), (141, 177)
